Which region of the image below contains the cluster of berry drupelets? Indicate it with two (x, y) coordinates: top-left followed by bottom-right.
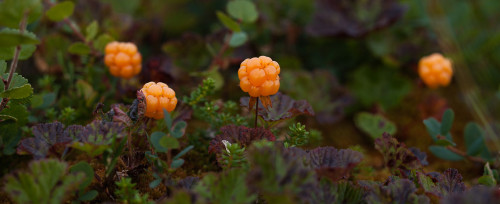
(140, 82), (177, 119)
(418, 53), (453, 89)
(238, 56), (280, 109)
(104, 42), (142, 79)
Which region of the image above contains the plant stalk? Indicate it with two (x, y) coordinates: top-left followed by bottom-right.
(0, 14), (28, 112)
(446, 146), (485, 163)
(254, 97), (259, 128)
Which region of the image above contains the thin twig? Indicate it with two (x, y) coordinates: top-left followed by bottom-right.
(63, 18), (87, 42)
(254, 97), (259, 128)
(44, 0), (100, 56)
(446, 146), (486, 163)
(208, 31), (231, 71)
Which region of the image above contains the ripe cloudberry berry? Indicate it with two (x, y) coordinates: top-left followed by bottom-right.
(418, 53), (453, 89)
(104, 42), (142, 79)
(238, 56), (280, 109)
(140, 82), (177, 119)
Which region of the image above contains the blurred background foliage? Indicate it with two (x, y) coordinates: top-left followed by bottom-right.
(9, 0), (500, 180)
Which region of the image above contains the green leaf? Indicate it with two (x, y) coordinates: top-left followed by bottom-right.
(103, 0), (139, 14)
(227, 0), (258, 23)
(150, 132), (167, 153)
(0, 60), (6, 73)
(85, 21), (98, 42)
(160, 136), (180, 150)
(354, 112), (397, 139)
(464, 122), (485, 156)
(78, 190), (98, 201)
(171, 121), (187, 138)
(435, 139), (456, 147)
(478, 175), (496, 186)
(0, 28), (39, 46)
(428, 146), (464, 161)
(0, 0), (43, 28)
(69, 161), (94, 190)
(46, 1), (75, 21)
(0, 114), (17, 122)
(478, 163), (497, 187)
(171, 158), (184, 168)
(0, 44), (36, 60)
(4, 159), (84, 204)
(172, 145), (193, 160)
(216, 11), (241, 32)
(0, 73), (28, 92)
(349, 67), (411, 110)
(423, 118), (440, 141)
(0, 103), (28, 126)
(93, 34), (114, 52)
(163, 109), (173, 129)
(440, 109), (454, 135)
(149, 178), (162, 188)
(229, 31), (248, 47)
(0, 84), (33, 99)
(68, 42), (90, 55)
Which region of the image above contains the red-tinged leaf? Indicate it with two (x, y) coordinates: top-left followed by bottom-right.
(111, 104), (132, 126)
(438, 168), (466, 195)
(73, 121), (126, 143)
(306, 147), (363, 181)
(17, 122), (72, 159)
(441, 186), (500, 204)
(209, 125), (275, 166)
(173, 107), (192, 124)
(374, 133), (423, 176)
(209, 125), (275, 154)
(364, 179), (430, 203)
(306, 0), (406, 37)
(240, 92), (314, 122)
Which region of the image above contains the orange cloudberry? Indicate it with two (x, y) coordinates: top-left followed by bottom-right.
(104, 42), (142, 79)
(140, 82), (177, 119)
(418, 53), (453, 89)
(238, 56), (280, 109)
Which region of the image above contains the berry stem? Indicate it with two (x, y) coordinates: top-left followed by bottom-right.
(254, 97), (259, 128)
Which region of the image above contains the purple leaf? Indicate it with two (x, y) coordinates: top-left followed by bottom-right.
(209, 125), (275, 154)
(374, 133), (423, 176)
(438, 168), (466, 195)
(306, 147), (363, 181)
(73, 121), (126, 144)
(177, 176), (199, 190)
(409, 147), (429, 166)
(17, 122), (72, 159)
(240, 92), (314, 122)
(365, 179), (430, 203)
(209, 125), (275, 166)
(441, 186), (500, 204)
